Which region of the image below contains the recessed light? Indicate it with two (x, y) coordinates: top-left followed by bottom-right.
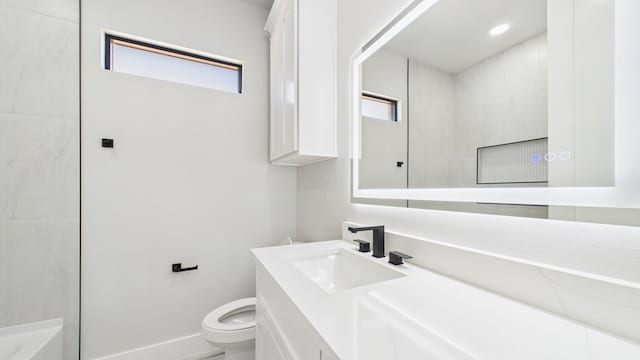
(489, 23), (511, 36)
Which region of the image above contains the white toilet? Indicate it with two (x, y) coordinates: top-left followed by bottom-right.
(201, 297), (257, 360)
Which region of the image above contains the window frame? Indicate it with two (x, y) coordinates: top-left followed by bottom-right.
(104, 33), (243, 94)
(361, 92), (399, 122)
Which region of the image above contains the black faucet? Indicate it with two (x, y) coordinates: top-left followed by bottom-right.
(348, 225), (385, 258)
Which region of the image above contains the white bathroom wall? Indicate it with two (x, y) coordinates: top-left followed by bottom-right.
(0, 1), (79, 359)
(81, 0), (296, 358)
(297, 0), (640, 343)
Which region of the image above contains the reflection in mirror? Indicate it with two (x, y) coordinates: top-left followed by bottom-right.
(356, 0), (634, 223)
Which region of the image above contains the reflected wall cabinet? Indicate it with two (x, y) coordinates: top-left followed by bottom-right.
(266, 0), (337, 166)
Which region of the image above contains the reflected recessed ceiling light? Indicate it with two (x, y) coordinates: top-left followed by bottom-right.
(489, 24), (511, 36)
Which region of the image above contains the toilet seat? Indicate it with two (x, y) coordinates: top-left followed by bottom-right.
(204, 297), (256, 332)
(201, 297), (256, 345)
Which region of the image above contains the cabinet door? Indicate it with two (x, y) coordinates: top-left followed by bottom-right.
(270, 0), (298, 160)
(256, 320), (288, 360)
(257, 270), (323, 360)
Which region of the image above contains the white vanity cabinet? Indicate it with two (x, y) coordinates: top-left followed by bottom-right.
(265, 0), (337, 166)
(255, 313), (287, 360)
(256, 264), (339, 360)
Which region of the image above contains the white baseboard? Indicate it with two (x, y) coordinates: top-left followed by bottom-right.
(92, 333), (223, 360)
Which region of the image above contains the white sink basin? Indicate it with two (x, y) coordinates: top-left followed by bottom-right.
(291, 249), (405, 294)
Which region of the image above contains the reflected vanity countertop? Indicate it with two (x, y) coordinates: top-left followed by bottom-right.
(252, 240), (640, 360)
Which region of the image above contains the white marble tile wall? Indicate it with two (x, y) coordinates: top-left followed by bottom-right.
(407, 60), (455, 188)
(4, 0), (79, 21)
(0, 220), (6, 326)
(453, 33), (548, 187)
(6, 114), (79, 219)
(548, 0), (618, 223)
(0, 114), (5, 327)
(0, 115), (7, 221)
(0, 1), (79, 359)
(405, 35), (548, 218)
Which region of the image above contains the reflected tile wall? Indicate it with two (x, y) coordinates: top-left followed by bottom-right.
(0, 1), (79, 360)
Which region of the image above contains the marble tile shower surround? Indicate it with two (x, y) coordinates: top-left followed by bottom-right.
(0, 1), (79, 360)
(6, 114), (78, 219)
(0, 6), (79, 119)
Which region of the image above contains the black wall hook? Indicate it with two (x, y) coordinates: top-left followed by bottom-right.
(102, 138), (114, 148)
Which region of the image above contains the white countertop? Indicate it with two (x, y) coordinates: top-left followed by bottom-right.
(252, 240), (640, 360)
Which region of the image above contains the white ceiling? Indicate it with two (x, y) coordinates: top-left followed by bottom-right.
(243, 0), (274, 10)
(384, 0), (547, 74)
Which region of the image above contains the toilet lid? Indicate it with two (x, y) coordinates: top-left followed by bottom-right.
(203, 297), (256, 332)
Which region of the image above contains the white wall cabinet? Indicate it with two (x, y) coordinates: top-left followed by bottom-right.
(265, 0), (337, 166)
(256, 264), (339, 360)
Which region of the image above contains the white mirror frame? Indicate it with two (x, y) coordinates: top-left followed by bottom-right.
(352, 0), (640, 209)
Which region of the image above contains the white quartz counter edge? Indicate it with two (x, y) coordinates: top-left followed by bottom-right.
(252, 240), (640, 360)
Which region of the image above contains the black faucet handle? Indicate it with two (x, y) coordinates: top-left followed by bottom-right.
(389, 251), (412, 265)
(348, 225), (384, 233)
(353, 239), (371, 253)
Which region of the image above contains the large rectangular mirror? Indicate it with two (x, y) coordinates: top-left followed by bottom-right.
(352, 0), (640, 225)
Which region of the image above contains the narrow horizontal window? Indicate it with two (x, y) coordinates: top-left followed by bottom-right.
(104, 34), (242, 94)
(361, 93), (398, 121)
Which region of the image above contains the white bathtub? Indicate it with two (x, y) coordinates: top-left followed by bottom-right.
(0, 319), (63, 360)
